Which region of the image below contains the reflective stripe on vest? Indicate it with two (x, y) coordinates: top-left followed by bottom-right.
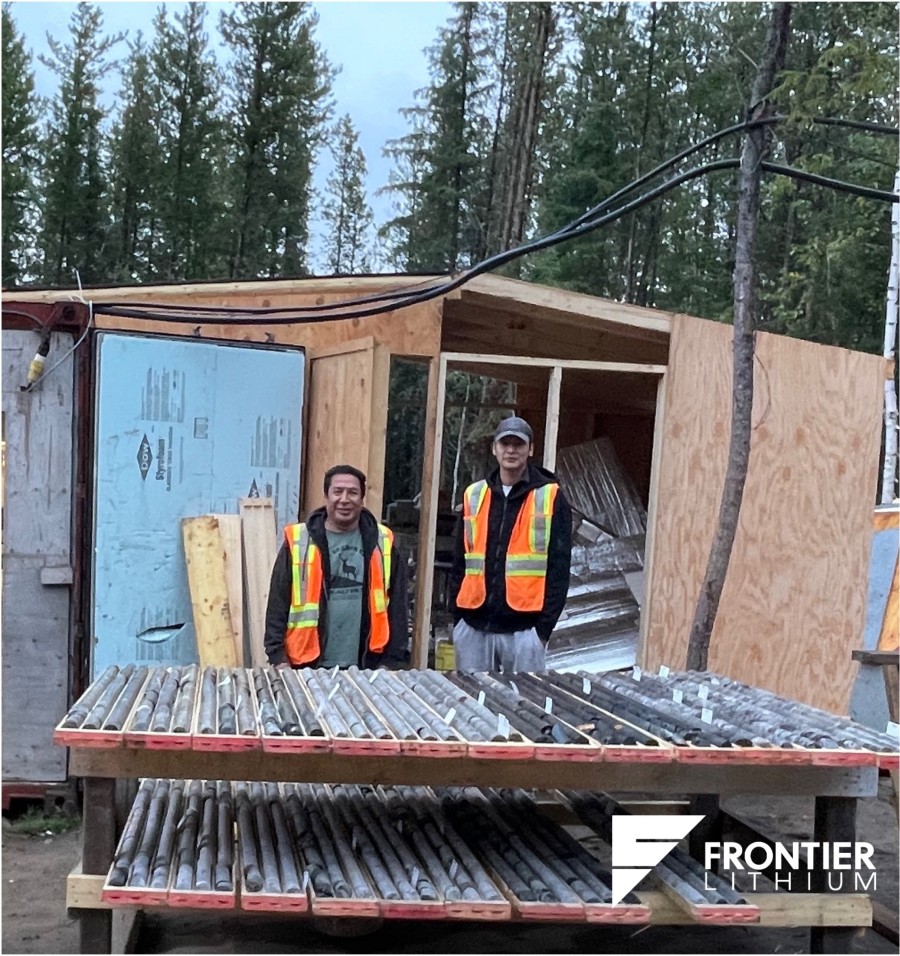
(455, 481), (559, 612)
(283, 522), (393, 666)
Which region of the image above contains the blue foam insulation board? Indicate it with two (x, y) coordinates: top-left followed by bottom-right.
(91, 333), (304, 677)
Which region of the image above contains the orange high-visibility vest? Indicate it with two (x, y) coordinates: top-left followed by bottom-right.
(283, 522), (393, 666)
(456, 480), (558, 612)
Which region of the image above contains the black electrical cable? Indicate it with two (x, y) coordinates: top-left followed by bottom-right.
(90, 115), (897, 321)
(542, 114), (897, 239)
(93, 155), (898, 327)
(94, 273), (449, 315)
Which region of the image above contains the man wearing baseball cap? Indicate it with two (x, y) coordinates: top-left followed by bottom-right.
(449, 415), (572, 672)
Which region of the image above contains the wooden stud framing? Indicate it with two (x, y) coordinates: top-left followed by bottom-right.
(638, 373), (668, 663)
(440, 352), (666, 374)
(412, 355), (448, 669)
(412, 353), (665, 660)
(544, 366), (562, 472)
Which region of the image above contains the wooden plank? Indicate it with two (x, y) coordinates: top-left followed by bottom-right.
(871, 900), (899, 944)
(873, 508), (899, 533)
(638, 373), (668, 662)
(69, 748), (879, 798)
(77, 777), (116, 953)
(637, 891), (871, 927)
(68, 867), (112, 910)
(460, 274), (673, 336)
(61, 874), (874, 929)
(181, 516), (238, 668)
(811, 796), (859, 954)
(239, 498), (278, 669)
(88, 298), (442, 360)
(112, 907), (141, 955)
(642, 315), (885, 713)
(366, 344), (391, 518)
(543, 366), (562, 472)
(851, 650), (899, 666)
(442, 351), (666, 374)
(413, 355), (448, 669)
(8, 274), (439, 302)
(212, 514), (244, 667)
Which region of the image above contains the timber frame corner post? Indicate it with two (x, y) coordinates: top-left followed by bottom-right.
(410, 352), (666, 670)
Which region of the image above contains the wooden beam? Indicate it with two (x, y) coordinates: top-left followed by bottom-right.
(443, 352), (666, 374)
(69, 748), (879, 798)
(459, 274), (673, 337)
(213, 514), (245, 667)
(7, 274), (444, 303)
(61, 873), (873, 928)
(77, 777), (116, 952)
(441, 308), (671, 364)
(544, 367), (562, 472)
(638, 373), (668, 665)
(239, 498), (278, 668)
(412, 355), (447, 669)
(367, 343), (391, 518)
(181, 516), (239, 668)
(851, 650), (899, 666)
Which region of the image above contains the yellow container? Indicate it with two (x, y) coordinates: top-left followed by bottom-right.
(434, 640), (456, 671)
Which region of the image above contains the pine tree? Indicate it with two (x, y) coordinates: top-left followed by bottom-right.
(321, 115), (374, 274)
(105, 33), (161, 282)
(755, 1), (898, 353)
(2, 3), (42, 285)
(485, 3), (561, 262)
(381, 3), (495, 272)
(220, 1), (334, 279)
(151, 2), (227, 280)
(39, 2), (121, 287)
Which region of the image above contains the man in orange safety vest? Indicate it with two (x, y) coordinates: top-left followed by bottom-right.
(264, 464), (408, 669)
(449, 416), (572, 672)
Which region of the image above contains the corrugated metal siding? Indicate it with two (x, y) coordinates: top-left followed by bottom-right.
(2, 330), (75, 782)
(91, 333), (303, 676)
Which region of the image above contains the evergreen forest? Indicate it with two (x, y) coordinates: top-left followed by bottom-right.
(2, 0), (897, 358)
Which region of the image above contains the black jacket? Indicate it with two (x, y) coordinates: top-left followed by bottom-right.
(264, 507), (409, 668)
(449, 462), (572, 642)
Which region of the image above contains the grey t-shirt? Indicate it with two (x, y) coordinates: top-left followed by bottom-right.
(320, 528), (365, 667)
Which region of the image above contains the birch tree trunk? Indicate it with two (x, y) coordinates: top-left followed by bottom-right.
(881, 170), (899, 505)
(685, 3), (793, 671)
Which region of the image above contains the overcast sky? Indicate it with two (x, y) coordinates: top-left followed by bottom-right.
(8, 0), (453, 266)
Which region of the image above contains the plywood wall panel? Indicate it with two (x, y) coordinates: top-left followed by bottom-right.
(303, 339), (387, 519)
(642, 315), (884, 714)
(90, 298), (442, 359)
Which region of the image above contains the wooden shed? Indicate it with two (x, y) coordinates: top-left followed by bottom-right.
(3, 274), (885, 723)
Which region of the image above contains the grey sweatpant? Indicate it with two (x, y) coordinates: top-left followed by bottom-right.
(451, 619), (546, 673)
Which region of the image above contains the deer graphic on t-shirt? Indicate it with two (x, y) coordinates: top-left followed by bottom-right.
(339, 554), (359, 579)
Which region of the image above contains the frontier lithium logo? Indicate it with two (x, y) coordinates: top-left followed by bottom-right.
(611, 814), (705, 904)
(610, 814), (878, 903)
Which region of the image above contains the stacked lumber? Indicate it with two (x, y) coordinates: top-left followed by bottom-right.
(181, 498), (279, 670)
